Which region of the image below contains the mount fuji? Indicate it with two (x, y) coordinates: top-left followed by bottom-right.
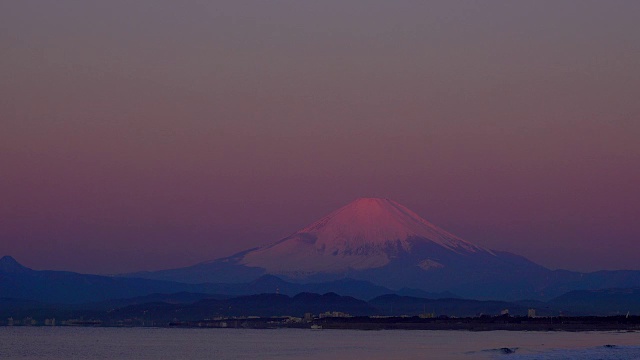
(128, 198), (640, 300)
(240, 197), (487, 276)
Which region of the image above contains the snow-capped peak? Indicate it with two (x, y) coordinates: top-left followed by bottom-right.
(297, 197), (481, 252)
(239, 198), (488, 275)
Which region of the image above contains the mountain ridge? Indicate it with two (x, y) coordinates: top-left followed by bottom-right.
(0, 256), (31, 273)
(0, 256), (449, 303)
(124, 198), (640, 301)
(240, 198), (489, 276)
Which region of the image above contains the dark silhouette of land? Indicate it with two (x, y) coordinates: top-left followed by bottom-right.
(3, 255), (640, 331)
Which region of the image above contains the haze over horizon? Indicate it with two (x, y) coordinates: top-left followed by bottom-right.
(1, 1), (639, 274)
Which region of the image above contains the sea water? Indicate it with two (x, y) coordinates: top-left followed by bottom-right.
(0, 327), (638, 359)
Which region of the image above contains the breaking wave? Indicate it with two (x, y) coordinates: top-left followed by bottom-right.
(499, 345), (640, 359)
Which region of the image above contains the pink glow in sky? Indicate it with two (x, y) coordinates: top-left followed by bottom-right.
(1, 1), (639, 274)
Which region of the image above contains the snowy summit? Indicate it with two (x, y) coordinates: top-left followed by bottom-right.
(128, 197), (566, 300)
(240, 198), (488, 276)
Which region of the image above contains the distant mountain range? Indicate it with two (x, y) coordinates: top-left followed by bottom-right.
(0, 256), (450, 304)
(3, 197), (640, 319)
(2, 256), (640, 319)
(124, 198), (640, 301)
(0, 255), (200, 304)
(4, 288), (640, 323)
(548, 288), (640, 316)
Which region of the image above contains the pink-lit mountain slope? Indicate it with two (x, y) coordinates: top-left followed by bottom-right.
(127, 198), (640, 300)
(240, 198), (490, 276)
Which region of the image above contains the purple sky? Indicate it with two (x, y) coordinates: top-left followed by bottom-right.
(1, 1), (639, 274)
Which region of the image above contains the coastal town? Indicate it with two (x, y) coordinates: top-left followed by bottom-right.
(4, 312), (640, 332)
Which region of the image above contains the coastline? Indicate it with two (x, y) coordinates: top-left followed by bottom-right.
(164, 315), (640, 331)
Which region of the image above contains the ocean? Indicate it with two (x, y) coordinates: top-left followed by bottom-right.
(0, 327), (638, 359)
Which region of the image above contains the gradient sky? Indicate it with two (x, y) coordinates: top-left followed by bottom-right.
(1, 1), (639, 274)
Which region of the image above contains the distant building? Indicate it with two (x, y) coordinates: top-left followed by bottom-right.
(319, 311), (351, 318)
(500, 309), (509, 316)
(303, 313), (313, 322)
(528, 309), (536, 318)
(285, 317), (302, 324)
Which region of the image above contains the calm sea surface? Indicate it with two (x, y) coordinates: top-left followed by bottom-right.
(0, 327), (638, 359)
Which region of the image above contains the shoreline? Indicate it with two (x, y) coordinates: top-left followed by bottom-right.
(143, 315), (640, 331)
(4, 315), (640, 332)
